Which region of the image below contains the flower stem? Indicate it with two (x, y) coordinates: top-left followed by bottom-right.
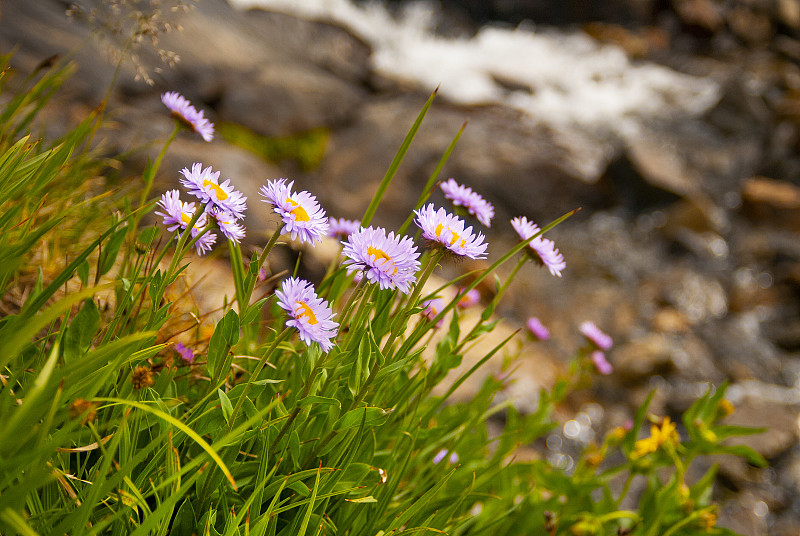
(453, 255), (526, 354)
(227, 327), (292, 431)
(139, 124), (180, 212)
(381, 250), (443, 355)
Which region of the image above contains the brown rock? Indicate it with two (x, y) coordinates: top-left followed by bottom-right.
(741, 176), (800, 230)
(723, 395), (798, 459)
(672, 0), (725, 32)
(779, 0), (800, 28)
(652, 307), (691, 334)
(728, 7), (773, 45)
(613, 333), (675, 380)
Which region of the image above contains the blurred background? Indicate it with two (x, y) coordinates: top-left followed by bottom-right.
(2, 0), (799, 533)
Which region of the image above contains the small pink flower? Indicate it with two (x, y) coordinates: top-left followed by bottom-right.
(579, 321), (613, 350)
(591, 351), (613, 375)
(526, 317), (550, 341)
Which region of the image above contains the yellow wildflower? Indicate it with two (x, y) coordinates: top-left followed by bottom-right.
(633, 416), (680, 458)
(699, 508), (717, 531)
(608, 426), (628, 443)
(717, 399), (734, 419)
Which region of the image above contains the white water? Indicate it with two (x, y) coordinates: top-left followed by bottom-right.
(230, 0), (720, 137)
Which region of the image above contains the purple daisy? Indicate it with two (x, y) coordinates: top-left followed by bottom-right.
(161, 91), (214, 142)
(591, 350), (613, 375)
(155, 190), (217, 255)
(414, 204), (488, 259)
(456, 288), (480, 309)
(275, 277), (338, 352)
(341, 226), (420, 294)
(180, 163), (247, 220)
(440, 178), (495, 227)
(422, 297), (445, 327)
(526, 316), (550, 341)
(579, 321), (613, 350)
(260, 179), (329, 245)
(174, 342), (195, 363)
(510, 216), (566, 277)
(213, 209), (246, 243)
(328, 218), (361, 240)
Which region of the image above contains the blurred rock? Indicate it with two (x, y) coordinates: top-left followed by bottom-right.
(741, 176), (800, 230)
(672, 0), (725, 32)
(728, 7), (773, 45)
(652, 307), (692, 333)
(614, 334), (675, 380)
(723, 395), (799, 459)
(779, 0), (800, 28)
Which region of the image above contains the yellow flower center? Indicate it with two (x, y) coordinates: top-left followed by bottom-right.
(367, 246), (397, 275)
(180, 211), (202, 230)
(295, 301), (318, 325)
(434, 223), (466, 247)
(286, 198), (310, 222)
(203, 179), (229, 201)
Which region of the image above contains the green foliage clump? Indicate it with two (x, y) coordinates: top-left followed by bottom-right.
(218, 122), (328, 172)
(0, 54), (767, 536)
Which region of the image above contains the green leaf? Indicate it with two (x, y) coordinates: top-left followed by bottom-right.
(334, 407), (388, 431)
(218, 389), (234, 423)
(0, 507), (38, 536)
(297, 465), (322, 536)
(172, 498), (197, 536)
(711, 424), (766, 440)
(345, 496), (377, 504)
(207, 309), (240, 384)
(716, 444), (768, 467)
(97, 223), (128, 276)
(63, 298), (100, 361)
(76, 259), (90, 286)
(241, 297), (269, 326)
(289, 430), (301, 467)
(0, 283), (114, 370)
(299, 396), (342, 410)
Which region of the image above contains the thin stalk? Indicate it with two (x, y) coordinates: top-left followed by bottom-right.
(398, 120), (468, 235)
(268, 349), (330, 456)
(138, 124), (179, 212)
(227, 327), (292, 431)
(453, 255), (526, 354)
(361, 87), (438, 227)
(239, 228), (281, 311)
(145, 210), (205, 328)
(381, 250), (444, 355)
(616, 473), (635, 508)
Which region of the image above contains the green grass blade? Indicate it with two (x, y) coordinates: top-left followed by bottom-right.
(398, 119), (467, 234)
(361, 87), (438, 227)
(93, 398), (238, 490)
